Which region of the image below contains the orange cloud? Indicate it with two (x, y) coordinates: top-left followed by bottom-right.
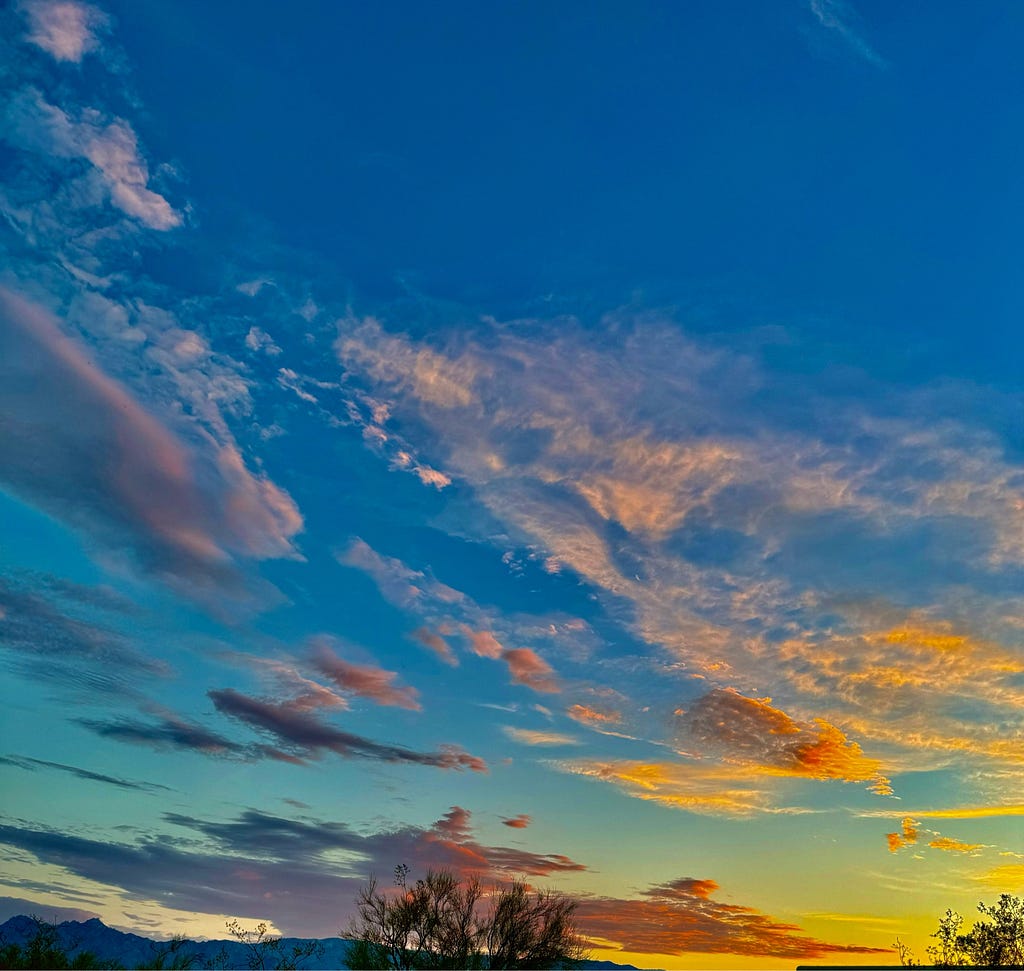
(336, 317), (484, 409)
(885, 817), (918, 853)
(578, 877), (891, 959)
(567, 704), (622, 726)
(501, 814), (531, 829)
(679, 688), (887, 788)
(503, 727), (578, 747)
(929, 837), (983, 853)
(555, 758), (777, 816)
(777, 620), (1024, 767)
(311, 639), (421, 710)
(860, 804), (1024, 820)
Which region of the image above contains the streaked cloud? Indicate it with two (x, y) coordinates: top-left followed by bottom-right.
(209, 687), (486, 771)
(0, 574), (168, 696)
(79, 711), (254, 760)
(578, 876), (891, 959)
(928, 837), (984, 854)
(566, 703), (622, 727)
(20, 0), (107, 63)
(0, 754), (171, 794)
(555, 758), (774, 817)
(860, 805), (1024, 820)
(338, 538), (462, 610)
(977, 865), (1024, 891)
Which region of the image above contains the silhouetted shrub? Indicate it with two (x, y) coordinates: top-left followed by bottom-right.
(344, 864), (587, 970)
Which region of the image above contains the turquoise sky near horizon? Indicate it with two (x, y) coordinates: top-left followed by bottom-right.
(2, 1), (1024, 967)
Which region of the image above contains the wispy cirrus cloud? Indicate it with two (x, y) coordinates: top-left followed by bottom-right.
(555, 758), (775, 817)
(19, 0), (107, 63)
(502, 727), (579, 747)
(861, 805), (1024, 820)
(977, 865), (1024, 891)
(331, 311), (1024, 800)
(807, 0), (885, 68)
(0, 754), (171, 794)
(338, 538), (463, 610)
(338, 539), (570, 696)
(566, 704), (622, 727)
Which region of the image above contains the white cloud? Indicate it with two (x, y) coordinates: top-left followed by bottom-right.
(5, 89), (181, 230)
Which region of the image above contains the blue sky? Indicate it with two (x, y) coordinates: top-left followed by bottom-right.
(2, 1), (1024, 967)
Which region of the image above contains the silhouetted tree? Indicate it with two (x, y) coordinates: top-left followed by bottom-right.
(344, 865), (485, 970)
(896, 894), (1024, 968)
(485, 880), (586, 971)
(225, 920), (323, 971)
(137, 935), (200, 970)
(343, 866), (588, 970)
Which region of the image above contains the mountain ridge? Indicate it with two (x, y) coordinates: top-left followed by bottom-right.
(0, 914), (650, 970)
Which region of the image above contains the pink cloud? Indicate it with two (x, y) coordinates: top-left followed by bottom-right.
(0, 288), (302, 601)
(462, 627), (504, 659)
(311, 639), (421, 711)
(501, 647), (560, 693)
(21, 0), (107, 63)
(412, 627), (459, 667)
(433, 806), (472, 841)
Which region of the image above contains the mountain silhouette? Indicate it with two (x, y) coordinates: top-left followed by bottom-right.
(0, 914), (648, 970)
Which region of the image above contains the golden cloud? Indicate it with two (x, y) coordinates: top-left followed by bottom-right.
(928, 837), (983, 853)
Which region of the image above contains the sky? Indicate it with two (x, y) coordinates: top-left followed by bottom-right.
(1, 1), (1023, 968)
